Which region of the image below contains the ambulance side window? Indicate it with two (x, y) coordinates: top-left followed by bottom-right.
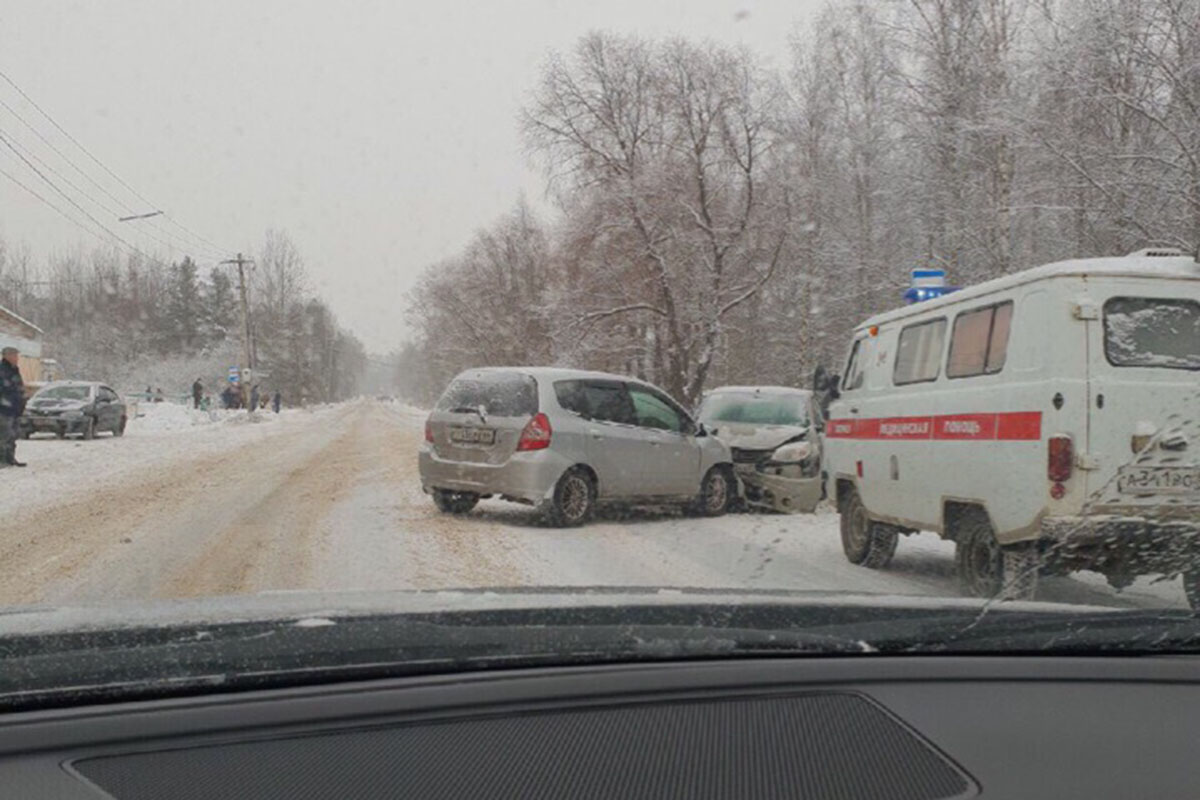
(947, 300), (1014, 378)
(842, 339), (865, 391)
(893, 318), (947, 385)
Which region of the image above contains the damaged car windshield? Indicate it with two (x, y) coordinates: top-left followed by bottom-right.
(699, 393), (810, 427)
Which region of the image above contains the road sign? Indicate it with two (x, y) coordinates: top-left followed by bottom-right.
(228, 366), (240, 384)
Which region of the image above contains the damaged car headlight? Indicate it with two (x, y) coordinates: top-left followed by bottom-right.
(768, 441), (811, 464)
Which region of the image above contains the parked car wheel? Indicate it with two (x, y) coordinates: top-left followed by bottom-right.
(81, 417), (95, 440)
(954, 508), (1038, 600)
(432, 489), (479, 515)
(840, 488), (897, 568)
(545, 467), (595, 527)
(692, 466), (732, 517)
(55, 428), (65, 439)
(113, 416), (127, 437)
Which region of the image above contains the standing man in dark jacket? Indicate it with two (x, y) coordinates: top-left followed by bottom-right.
(271, 390), (281, 414)
(0, 347), (27, 468)
(192, 378), (203, 409)
(249, 384), (260, 413)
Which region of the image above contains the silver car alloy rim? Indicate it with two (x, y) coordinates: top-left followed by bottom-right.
(562, 475), (590, 521)
(706, 472), (727, 512)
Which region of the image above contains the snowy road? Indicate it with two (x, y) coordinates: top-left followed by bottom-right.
(0, 400), (1188, 609)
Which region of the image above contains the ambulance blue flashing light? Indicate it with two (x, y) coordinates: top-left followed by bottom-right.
(904, 267), (960, 304)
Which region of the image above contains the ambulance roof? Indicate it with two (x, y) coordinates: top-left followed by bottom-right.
(858, 254), (1200, 331)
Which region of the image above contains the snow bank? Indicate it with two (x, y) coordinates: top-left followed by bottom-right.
(131, 402), (216, 433)
(131, 402), (314, 434)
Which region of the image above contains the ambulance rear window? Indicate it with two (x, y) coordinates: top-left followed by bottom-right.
(1104, 297), (1200, 370)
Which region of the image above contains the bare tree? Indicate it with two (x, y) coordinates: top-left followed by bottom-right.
(523, 32), (790, 402)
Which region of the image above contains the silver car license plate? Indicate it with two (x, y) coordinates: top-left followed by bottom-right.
(449, 426), (495, 445)
(1117, 466), (1200, 495)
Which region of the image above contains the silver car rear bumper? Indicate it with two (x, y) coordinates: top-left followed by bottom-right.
(418, 446), (571, 504)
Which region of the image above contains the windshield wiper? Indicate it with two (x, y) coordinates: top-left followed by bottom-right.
(448, 405), (488, 422)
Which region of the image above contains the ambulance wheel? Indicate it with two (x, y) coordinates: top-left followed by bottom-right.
(955, 510), (1038, 600)
(840, 489), (897, 569)
(1183, 569), (1200, 613)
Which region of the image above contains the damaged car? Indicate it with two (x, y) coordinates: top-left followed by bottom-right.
(696, 386), (823, 514)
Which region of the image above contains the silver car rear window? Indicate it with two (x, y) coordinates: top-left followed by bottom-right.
(436, 372), (539, 416)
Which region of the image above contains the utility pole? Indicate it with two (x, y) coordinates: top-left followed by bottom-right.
(220, 253), (254, 409)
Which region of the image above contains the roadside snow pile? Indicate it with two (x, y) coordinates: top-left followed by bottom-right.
(132, 402), (218, 433)
(222, 410), (281, 426)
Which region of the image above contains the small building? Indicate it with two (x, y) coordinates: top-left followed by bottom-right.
(0, 303), (47, 383)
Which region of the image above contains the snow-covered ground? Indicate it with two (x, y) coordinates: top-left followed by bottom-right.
(1, 401), (345, 518)
(0, 399), (1188, 610)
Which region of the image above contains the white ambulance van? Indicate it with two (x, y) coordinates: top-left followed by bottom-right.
(821, 250), (1200, 606)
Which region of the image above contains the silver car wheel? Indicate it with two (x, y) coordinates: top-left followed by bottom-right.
(561, 474), (591, 523)
(704, 470), (729, 513)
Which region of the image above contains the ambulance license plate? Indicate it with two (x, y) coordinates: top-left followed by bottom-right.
(1117, 466), (1200, 495)
(450, 427), (495, 445)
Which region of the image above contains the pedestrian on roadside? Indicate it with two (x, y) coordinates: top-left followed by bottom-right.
(0, 346), (27, 468)
(272, 390), (281, 414)
(192, 378), (203, 409)
(220, 386), (233, 409)
(249, 384), (260, 413)
(154, 387), (165, 403)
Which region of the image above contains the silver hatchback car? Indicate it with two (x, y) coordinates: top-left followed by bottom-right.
(418, 367), (735, 526)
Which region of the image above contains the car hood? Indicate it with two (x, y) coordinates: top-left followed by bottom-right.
(1, 588), (1193, 710)
(709, 423), (808, 450)
(0, 586), (1121, 637)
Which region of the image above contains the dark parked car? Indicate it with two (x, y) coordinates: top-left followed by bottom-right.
(20, 381), (127, 440)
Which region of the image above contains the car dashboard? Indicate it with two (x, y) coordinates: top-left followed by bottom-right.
(0, 655), (1195, 798)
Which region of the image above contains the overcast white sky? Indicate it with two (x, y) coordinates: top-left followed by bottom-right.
(0, 0), (824, 352)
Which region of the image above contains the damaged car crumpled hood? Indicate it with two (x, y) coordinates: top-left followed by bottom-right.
(712, 423), (809, 451)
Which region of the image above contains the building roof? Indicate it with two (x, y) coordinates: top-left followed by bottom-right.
(0, 303), (44, 337)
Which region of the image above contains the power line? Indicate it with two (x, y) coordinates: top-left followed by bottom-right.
(0, 164), (120, 251)
(0, 130), (152, 261)
(0, 126), (219, 261)
(0, 96), (138, 214)
(0, 67), (234, 257)
(0, 96), (224, 259)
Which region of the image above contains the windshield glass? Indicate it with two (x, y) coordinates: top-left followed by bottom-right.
(2, 0), (1200, 706)
(1104, 297), (1200, 370)
(36, 386), (91, 401)
(699, 393), (809, 427)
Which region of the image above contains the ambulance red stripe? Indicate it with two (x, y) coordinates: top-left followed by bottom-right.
(826, 411), (1041, 441)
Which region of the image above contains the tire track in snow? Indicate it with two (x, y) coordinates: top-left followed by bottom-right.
(0, 405), (354, 606)
(160, 406), (375, 598)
